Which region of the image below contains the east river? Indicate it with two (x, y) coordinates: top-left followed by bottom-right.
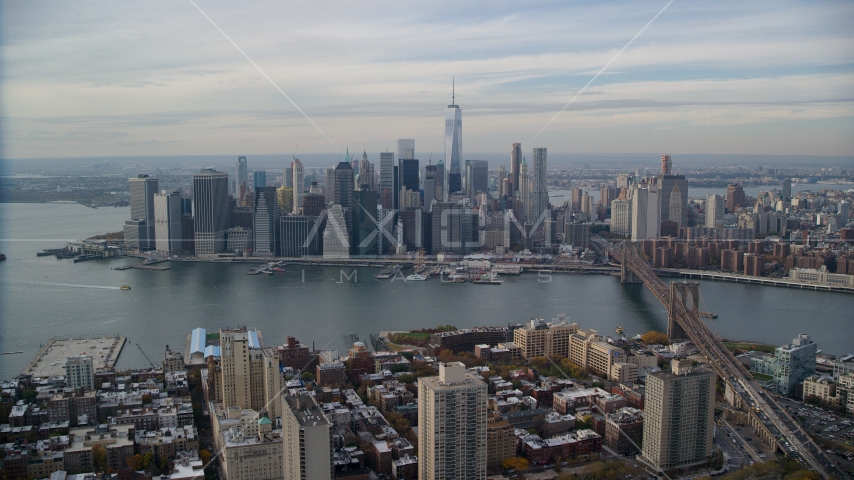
(0, 202), (852, 380)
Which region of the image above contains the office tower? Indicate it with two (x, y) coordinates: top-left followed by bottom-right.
(436, 159), (446, 201)
(580, 191), (591, 221)
(323, 204), (350, 259)
(399, 158), (420, 208)
(631, 184), (661, 241)
(418, 362), (487, 480)
(65, 355), (94, 390)
(129, 174), (159, 250)
(303, 192), (325, 217)
(237, 156), (249, 190)
(276, 186), (294, 214)
(520, 159), (532, 221)
(705, 194), (724, 228)
(640, 360), (715, 471)
(838, 201), (849, 226)
(616, 173), (632, 190)
(359, 150), (374, 190)
(279, 216), (321, 257)
(424, 164), (437, 209)
(656, 166), (688, 228)
(284, 166), (293, 188)
(510, 143), (522, 194)
(726, 184), (745, 213)
(497, 165), (507, 196)
(380, 152), (395, 208)
(254, 170), (267, 190)
(333, 162), (354, 208)
(282, 393), (333, 480)
(353, 188), (379, 256)
(660, 154), (671, 175)
(445, 82), (463, 185)
(465, 160), (488, 199)
(193, 169), (230, 255)
(610, 198), (632, 236)
(430, 202), (474, 255)
(751, 334), (817, 396)
(531, 148), (549, 218)
(290, 158), (304, 214)
(254, 187), (278, 257)
(783, 178), (792, 202)
(397, 139), (415, 160)
(154, 191), (183, 253)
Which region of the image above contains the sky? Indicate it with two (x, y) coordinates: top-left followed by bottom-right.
(1, 0), (853, 159)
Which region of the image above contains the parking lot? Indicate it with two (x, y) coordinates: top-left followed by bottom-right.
(776, 397), (854, 475)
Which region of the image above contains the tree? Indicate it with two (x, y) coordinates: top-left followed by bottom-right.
(92, 445), (107, 472)
(385, 411), (411, 433)
(126, 454), (144, 471)
(141, 393), (153, 405)
(301, 371), (315, 383)
(502, 457), (530, 471)
(142, 451), (154, 469)
(641, 331), (669, 345)
(199, 449), (212, 466)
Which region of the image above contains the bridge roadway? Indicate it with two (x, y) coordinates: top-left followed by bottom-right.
(593, 238), (844, 479)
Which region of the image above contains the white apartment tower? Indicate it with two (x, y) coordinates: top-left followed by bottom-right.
(631, 184), (661, 241)
(705, 194), (725, 228)
(418, 362), (487, 480)
(291, 158), (304, 214)
(65, 355), (95, 391)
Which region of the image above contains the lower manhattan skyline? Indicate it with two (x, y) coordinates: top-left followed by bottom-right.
(2, 2), (854, 480)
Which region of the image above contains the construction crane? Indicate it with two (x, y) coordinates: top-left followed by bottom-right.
(136, 343), (156, 368)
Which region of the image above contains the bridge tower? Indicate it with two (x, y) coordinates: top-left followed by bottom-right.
(619, 243), (641, 284)
(667, 282), (700, 342)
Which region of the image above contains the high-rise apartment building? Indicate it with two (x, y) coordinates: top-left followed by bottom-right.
(65, 355), (94, 391)
(640, 360), (715, 471)
(531, 148), (549, 220)
(705, 194), (724, 228)
(418, 362), (487, 480)
(510, 143), (522, 194)
(397, 139), (415, 161)
(631, 184), (660, 241)
(128, 174), (159, 250)
(487, 413), (515, 474)
(218, 327), (284, 419)
(291, 158), (304, 214)
(445, 86), (463, 185)
(513, 318), (579, 359)
(154, 191), (183, 253)
(726, 184), (746, 213)
(192, 169), (230, 255)
(782, 178), (792, 202)
(282, 393), (333, 480)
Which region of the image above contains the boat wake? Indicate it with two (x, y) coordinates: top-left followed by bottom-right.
(24, 282), (122, 290)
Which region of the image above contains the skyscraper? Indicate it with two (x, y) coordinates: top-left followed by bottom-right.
(359, 150), (374, 190)
(510, 143), (522, 194)
(531, 148), (549, 219)
(660, 154), (672, 175)
(397, 139), (415, 161)
(519, 158), (531, 221)
(424, 164), (437, 209)
(154, 191), (183, 253)
(333, 162), (354, 208)
(465, 159), (488, 199)
(291, 158), (304, 214)
(217, 327), (283, 417)
(279, 216), (321, 257)
(640, 360), (715, 471)
(237, 156), (248, 193)
(445, 81), (462, 186)
(254, 187), (279, 257)
(497, 165), (507, 197)
(418, 362), (487, 480)
(353, 188), (379, 256)
(610, 198), (632, 236)
(192, 169), (230, 255)
(254, 171), (267, 190)
(705, 194), (724, 228)
(630, 184), (660, 241)
(380, 152), (395, 208)
(782, 178), (792, 202)
(399, 158), (420, 208)
(435, 159), (446, 202)
(129, 174), (159, 250)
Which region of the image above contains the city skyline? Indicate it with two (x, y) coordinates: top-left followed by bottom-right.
(2, 1), (853, 158)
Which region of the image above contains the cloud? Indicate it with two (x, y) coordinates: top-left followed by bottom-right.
(1, 0), (853, 157)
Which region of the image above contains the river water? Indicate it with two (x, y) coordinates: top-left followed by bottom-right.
(0, 202), (852, 380)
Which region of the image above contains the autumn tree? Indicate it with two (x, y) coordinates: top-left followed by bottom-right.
(502, 457), (530, 471)
(199, 449), (212, 466)
(92, 445), (107, 472)
(385, 411), (411, 434)
(126, 454), (144, 471)
(641, 331), (669, 345)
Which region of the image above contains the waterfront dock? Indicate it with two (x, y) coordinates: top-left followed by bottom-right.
(21, 335), (126, 377)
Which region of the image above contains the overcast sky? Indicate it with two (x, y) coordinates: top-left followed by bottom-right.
(2, 1), (853, 159)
